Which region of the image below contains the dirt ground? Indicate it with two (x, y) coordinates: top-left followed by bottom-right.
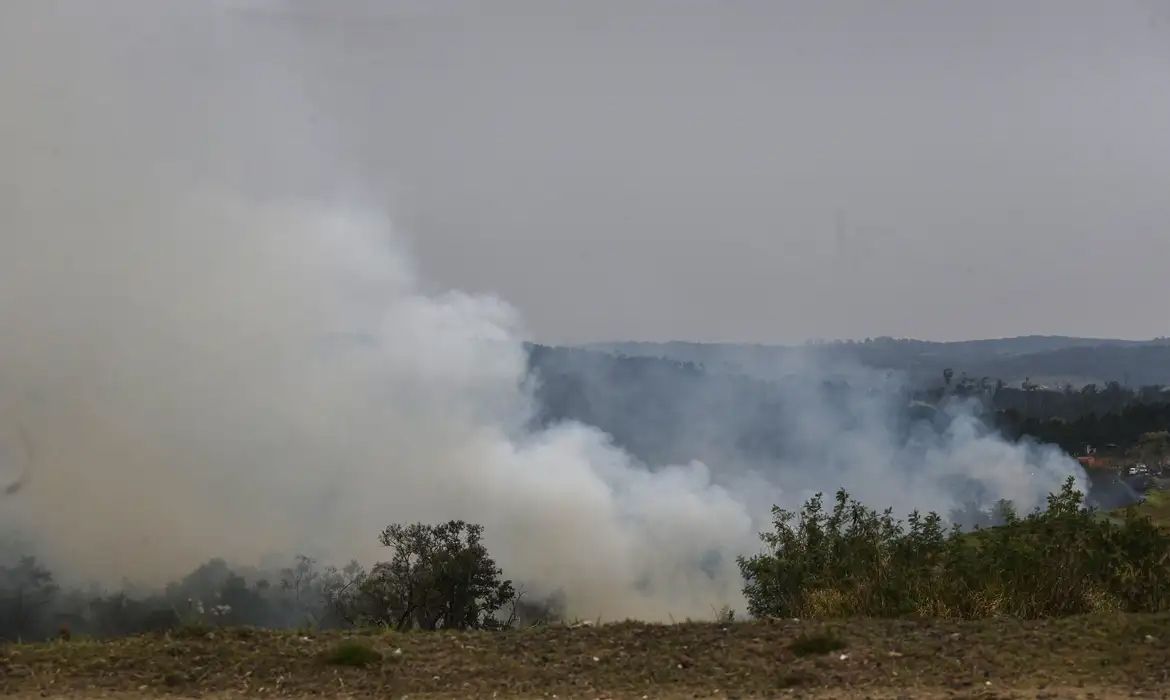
(4, 612), (1170, 698)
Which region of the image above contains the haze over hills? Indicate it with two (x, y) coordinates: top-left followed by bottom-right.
(528, 337), (1170, 515)
(4, 2), (1170, 667)
(585, 336), (1170, 387)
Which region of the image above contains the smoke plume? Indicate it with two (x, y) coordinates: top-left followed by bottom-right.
(0, 1), (1083, 620)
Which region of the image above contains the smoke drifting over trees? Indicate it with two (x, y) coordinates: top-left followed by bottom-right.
(0, 1), (1084, 623)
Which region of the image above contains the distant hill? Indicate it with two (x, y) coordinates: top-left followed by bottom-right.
(584, 336), (1170, 387)
(525, 343), (917, 472)
(525, 343), (1160, 512)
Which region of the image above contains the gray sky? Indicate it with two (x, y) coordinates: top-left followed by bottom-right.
(6, 1), (1170, 344)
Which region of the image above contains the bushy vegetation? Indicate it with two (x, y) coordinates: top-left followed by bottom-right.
(999, 402), (1170, 456)
(328, 520), (517, 631)
(9, 478), (1170, 642)
(0, 520), (525, 642)
(738, 476), (1170, 620)
(0, 551), (366, 642)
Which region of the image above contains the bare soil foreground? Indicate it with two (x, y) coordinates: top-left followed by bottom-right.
(4, 613), (1170, 699)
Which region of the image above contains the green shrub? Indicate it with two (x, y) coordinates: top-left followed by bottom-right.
(334, 521), (516, 631)
(738, 477), (1170, 620)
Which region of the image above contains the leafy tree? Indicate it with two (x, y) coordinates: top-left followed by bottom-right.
(88, 592), (178, 636)
(0, 556), (58, 640)
(280, 555), (320, 606)
(318, 560), (368, 626)
(352, 521), (515, 630)
(215, 573), (271, 626)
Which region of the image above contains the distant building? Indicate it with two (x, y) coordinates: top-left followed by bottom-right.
(1077, 455), (1112, 470)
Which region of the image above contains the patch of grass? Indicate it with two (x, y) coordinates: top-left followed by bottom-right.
(321, 640), (382, 667)
(789, 632), (846, 657)
(1129, 489), (1170, 528)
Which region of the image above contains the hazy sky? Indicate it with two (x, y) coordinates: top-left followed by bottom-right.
(5, 1), (1170, 344)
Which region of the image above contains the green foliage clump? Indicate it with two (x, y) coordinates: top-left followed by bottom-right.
(738, 476), (1170, 619)
(335, 520), (516, 631)
(0, 522), (517, 641)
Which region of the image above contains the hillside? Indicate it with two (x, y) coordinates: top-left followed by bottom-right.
(587, 336), (1170, 386)
(1114, 489), (1170, 529)
(4, 613), (1170, 698)
(527, 344), (1168, 511)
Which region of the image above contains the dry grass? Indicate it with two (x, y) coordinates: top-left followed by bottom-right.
(3, 613), (1170, 698)
(1131, 488), (1170, 527)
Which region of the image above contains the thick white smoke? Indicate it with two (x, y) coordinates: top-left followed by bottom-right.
(0, 1), (1084, 620)
(0, 193), (756, 618)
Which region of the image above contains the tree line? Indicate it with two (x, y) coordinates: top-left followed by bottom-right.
(6, 477), (1170, 641)
(0, 521), (558, 643)
(739, 477), (1170, 619)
